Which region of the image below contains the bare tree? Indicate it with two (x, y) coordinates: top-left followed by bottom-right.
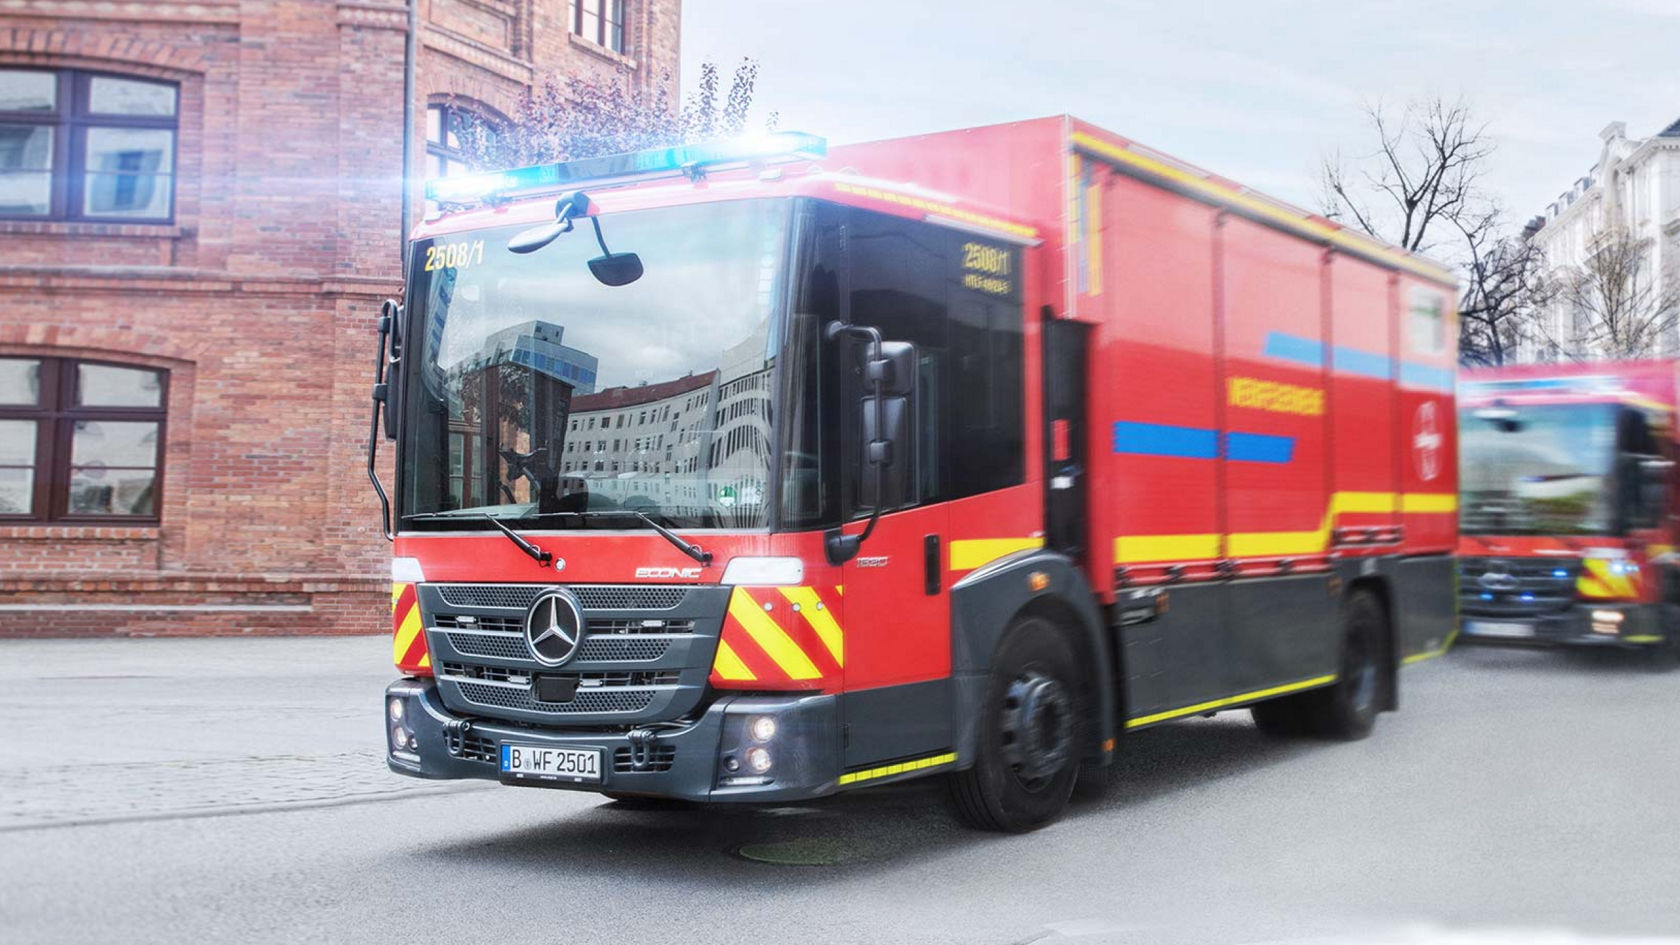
(1541, 228), (1680, 359)
(1320, 97), (1495, 255)
(456, 58), (770, 171)
(1322, 96), (1553, 364)
(1456, 211), (1550, 366)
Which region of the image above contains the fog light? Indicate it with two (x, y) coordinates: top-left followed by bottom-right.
(390, 724), (410, 750)
(723, 755), (740, 773)
(1591, 609), (1624, 635)
(748, 715), (777, 742)
(744, 746), (772, 774)
(388, 697), (404, 722)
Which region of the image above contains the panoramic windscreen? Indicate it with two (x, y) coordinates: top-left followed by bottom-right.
(1458, 402), (1617, 535)
(401, 198), (789, 529)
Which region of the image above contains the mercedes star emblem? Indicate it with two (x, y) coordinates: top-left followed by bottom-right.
(524, 588), (585, 666)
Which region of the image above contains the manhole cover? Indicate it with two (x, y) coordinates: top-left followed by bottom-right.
(731, 837), (854, 866)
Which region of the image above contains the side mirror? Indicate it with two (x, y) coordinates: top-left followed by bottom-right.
(377, 298), (404, 442)
(858, 342), (918, 511)
(588, 252), (644, 287)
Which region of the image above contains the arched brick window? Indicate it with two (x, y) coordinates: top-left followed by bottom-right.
(0, 68), (178, 222)
(425, 101), (501, 179)
(0, 357), (167, 522)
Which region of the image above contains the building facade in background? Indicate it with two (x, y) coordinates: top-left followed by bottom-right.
(1525, 117), (1680, 361)
(0, 0), (681, 636)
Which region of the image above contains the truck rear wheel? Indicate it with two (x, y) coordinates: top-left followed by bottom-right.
(1308, 590), (1384, 739)
(949, 617), (1085, 832)
(1251, 589), (1383, 740)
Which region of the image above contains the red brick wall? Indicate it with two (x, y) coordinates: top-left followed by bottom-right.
(0, 1), (682, 637)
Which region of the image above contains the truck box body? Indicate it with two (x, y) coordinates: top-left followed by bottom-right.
(378, 117), (1461, 824)
(830, 118), (1461, 711)
(1458, 360), (1678, 650)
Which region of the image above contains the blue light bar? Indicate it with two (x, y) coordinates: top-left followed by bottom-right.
(425, 131), (828, 204)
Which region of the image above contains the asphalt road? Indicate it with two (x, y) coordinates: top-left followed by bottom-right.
(2, 635), (1677, 945)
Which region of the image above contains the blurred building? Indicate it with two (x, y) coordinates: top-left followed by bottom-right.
(0, 1), (681, 636)
(1524, 117), (1680, 361)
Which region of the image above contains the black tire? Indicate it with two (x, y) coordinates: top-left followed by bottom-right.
(949, 617), (1086, 832)
(1306, 590), (1385, 740)
(1250, 696), (1310, 737)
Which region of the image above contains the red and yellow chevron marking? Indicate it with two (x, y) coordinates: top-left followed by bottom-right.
(710, 586), (844, 691)
(391, 582), (432, 676)
(1577, 559), (1641, 601)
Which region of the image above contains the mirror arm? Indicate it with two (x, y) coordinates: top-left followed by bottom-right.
(367, 299), (401, 542)
(823, 321), (889, 566)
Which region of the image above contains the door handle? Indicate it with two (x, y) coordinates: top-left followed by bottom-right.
(924, 534), (941, 595)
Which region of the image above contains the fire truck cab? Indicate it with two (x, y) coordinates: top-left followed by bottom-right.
(1458, 361), (1679, 656)
(374, 118), (1461, 831)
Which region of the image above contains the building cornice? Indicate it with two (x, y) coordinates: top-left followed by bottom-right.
(0, 0), (240, 24)
(0, 266), (401, 298)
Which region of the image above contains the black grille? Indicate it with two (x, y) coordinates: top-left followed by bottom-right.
(447, 633), (530, 661)
(456, 681), (654, 715)
(579, 638), (669, 661)
(436, 614), (522, 632)
(440, 663), (679, 685)
(1459, 556), (1578, 618)
(612, 745), (677, 773)
(588, 618), (695, 634)
(446, 729), (497, 763)
(436, 584), (689, 611)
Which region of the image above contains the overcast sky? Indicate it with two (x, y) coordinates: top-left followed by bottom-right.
(682, 0), (1679, 231)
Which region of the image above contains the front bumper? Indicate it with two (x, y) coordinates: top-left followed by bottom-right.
(384, 679), (842, 803)
(1458, 602), (1667, 648)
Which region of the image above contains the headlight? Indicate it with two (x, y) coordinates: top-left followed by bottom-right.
(748, 716), (777, 742)
(388, 697), (405, 722)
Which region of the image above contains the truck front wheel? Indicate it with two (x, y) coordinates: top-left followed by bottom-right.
(949, 617), (1084, 832)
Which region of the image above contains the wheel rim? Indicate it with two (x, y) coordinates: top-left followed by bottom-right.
(997, 668), (1074, 793)
(1345, 616), (1378, 714)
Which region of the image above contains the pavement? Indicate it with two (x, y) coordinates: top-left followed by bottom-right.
(1, 635), (1678, 945)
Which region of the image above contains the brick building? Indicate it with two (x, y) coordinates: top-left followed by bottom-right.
(0, 0), (682, 636)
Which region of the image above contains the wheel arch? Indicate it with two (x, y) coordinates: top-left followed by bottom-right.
(949, 549), (1116, 770)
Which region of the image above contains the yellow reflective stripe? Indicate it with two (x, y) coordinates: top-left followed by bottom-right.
(392, 601), (423, 666)
(1125, 674), (1337, 728)
(1226, 528), (1324, 558)
(711, 639), (756, 681)
(949, 536), (1045, 571)
(1403, 647), (1446, 665)
(1113, 491), (1458, 565)
(1401, 493), (1457, 513)
(390, 583), (405, 609)
(727, 589), (821, 680)
(1579, 559), (1637, 599)
(1085, 177), (1102, 296)
(1336, 492), (1397, 514)
(779, 586), (843, 666)
(837, 751), (958, 786)
(1115, 533), (1220, 564)
(1624, 635), (1664, 644)
(417, 652), (431, 669)
(1069, 130), (1454, 285)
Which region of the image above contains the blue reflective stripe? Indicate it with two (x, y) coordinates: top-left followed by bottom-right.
(1262, 332), (1324, 367)
(1401, 361), (1455, 392)
(1113, 421), (1218, 459)
(1113, 422), (1295, 464)
(1332, 346), (1391, 380)
(1225, 431), (1294, 464)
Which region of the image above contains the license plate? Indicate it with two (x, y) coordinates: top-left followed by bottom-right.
(500, 744), (602, 783)
(1464, 620), (1535, 638)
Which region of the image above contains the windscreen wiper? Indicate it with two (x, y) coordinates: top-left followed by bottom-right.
(481, 513), (552, 565)
(622, 509), (712, 566)
(514, 509), (711, 566)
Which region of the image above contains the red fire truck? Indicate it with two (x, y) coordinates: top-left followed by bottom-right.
(1458, 360), (1677, 655)
(371, 117), (1460, 831)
